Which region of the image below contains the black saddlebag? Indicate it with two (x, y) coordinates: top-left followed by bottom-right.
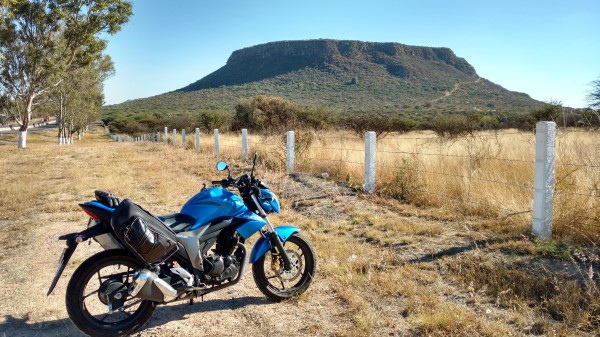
(110, 199), (178, 265)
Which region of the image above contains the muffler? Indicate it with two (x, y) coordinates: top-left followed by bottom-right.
(129, 270), (177, 302)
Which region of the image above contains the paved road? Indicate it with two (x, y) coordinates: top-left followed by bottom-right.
(0, 122), (57, 135)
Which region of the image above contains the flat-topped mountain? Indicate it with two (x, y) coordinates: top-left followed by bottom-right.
(178, 39), (478, 91)
(106, 39), (540, 116)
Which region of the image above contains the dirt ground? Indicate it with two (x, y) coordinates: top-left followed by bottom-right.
(0, 131), (598, 336)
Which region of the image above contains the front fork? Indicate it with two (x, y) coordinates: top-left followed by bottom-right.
(251, 194), (292, 271)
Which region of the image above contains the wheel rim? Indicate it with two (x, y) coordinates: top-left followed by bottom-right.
(262, 240), (309, 293)
(78, 259), (147, 327)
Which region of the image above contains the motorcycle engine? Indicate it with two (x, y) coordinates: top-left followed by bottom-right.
(203, 254), (240, 283)
(202, 228), (243, 284)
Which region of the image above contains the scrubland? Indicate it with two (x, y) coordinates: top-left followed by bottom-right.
(0, 127), (598, 336)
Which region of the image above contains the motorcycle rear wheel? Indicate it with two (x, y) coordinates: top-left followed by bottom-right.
(65, 250), (156, 337)
(252, 233), (316, 302)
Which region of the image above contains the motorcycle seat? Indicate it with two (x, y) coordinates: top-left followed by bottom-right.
(158, 213), (196, 233)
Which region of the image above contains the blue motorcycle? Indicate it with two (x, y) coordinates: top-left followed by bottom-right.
(47, 154), (316, 337)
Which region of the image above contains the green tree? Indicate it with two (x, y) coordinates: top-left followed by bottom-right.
(52, 54), (114, 144)
(233, 95), (332, 133)
(431, 114), (479, 138)
(0, 0), (132, 148)
(341, 113), (417, 139)
(530, 101), (563, 123)
(198, 110), (230, 132)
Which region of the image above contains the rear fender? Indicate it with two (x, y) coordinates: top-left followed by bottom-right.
(47, 222), (112, 295)
(249, 226), (300, 264)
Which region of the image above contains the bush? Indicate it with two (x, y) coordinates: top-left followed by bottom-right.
(232, 95), (333, 133)
(530, 101), (562, 123)
(197, 110), (231, 132)
(340, 113), (417, 138)
(431, 114), (479, 138)
(168, 112), (195, 131)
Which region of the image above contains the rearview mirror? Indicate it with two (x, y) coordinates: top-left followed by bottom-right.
(216, 161), (228, 171)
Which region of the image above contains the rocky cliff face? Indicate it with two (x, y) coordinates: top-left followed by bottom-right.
(178, 39), (478, 92)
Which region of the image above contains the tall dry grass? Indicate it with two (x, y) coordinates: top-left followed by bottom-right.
(205, 128), (600, 244)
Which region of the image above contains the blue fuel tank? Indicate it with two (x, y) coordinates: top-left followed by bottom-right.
(180, 188), (249, 229)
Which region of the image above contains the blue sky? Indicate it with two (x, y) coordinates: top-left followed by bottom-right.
(103, 0), (600, 108)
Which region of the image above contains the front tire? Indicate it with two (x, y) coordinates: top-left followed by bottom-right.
(252, 233), (316, 301)
(65, 250), (156, 337)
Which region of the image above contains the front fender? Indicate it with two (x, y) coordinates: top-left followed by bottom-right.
(249, 226), (300, 263)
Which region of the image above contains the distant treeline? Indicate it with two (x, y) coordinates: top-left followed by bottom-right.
(103, 96), (600, 138)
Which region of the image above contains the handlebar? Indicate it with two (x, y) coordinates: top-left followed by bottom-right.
(211, 174), (260, 196)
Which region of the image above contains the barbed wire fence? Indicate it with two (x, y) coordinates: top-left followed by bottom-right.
(111, 121), (600, 241)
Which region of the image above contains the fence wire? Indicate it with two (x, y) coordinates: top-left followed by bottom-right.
(130, 129), (600, 224)
(378, 164), (533, 190)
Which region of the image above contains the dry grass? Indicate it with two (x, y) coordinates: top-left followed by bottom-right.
(444, 253), (600, 334)
(1, 127), (599, 336)
(203, 128), (600, 245)
(204, 128), (600, 335)
(209, 129), (600, 244)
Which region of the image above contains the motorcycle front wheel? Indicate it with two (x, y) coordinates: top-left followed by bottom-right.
(252, 233), (316, 302)
(65, 250), (156, 337)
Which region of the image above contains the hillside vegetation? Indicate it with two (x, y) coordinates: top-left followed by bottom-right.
(104, 39), (542, 125)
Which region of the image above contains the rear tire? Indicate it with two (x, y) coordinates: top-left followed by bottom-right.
(252, 233), (316, 302)
(65, 250), (156, 337)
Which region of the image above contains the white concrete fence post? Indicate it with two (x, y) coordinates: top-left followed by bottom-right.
(364, 131), (377, 194)
(242, 129), (248, 161)
(195, 128), (200, 153)
(172, 129), (177, 146)
(164, 127), (168, 144)
(214, 129), (219, 159)
(181, 129), (186, 147)
(286, 130), (295, 174)
(532, 121), (557, 240)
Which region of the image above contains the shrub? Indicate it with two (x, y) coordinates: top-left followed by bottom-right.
(431, 114), (479, 138)
(232, 95), (332, 133)
(530, 101), (562, 123)
(197, 110), (231, 132)
(341, 113), (417, 139)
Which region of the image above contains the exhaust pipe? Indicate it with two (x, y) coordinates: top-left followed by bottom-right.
(129, 270), (177, 302)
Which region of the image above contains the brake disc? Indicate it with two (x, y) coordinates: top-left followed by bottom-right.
(277, 250), (303, 282)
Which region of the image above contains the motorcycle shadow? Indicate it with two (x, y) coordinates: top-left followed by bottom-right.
(0, 296), (270, 336)
(145, 295), (271, 329)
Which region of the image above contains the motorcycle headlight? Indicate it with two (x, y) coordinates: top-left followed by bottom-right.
(259, 189), (280, 214)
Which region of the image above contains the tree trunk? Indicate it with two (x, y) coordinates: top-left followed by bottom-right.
(18, 131), (27, 149)
(18, 94), (35, 149)
(68, 120), (73, 144)
(57, 94), (66, 145)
